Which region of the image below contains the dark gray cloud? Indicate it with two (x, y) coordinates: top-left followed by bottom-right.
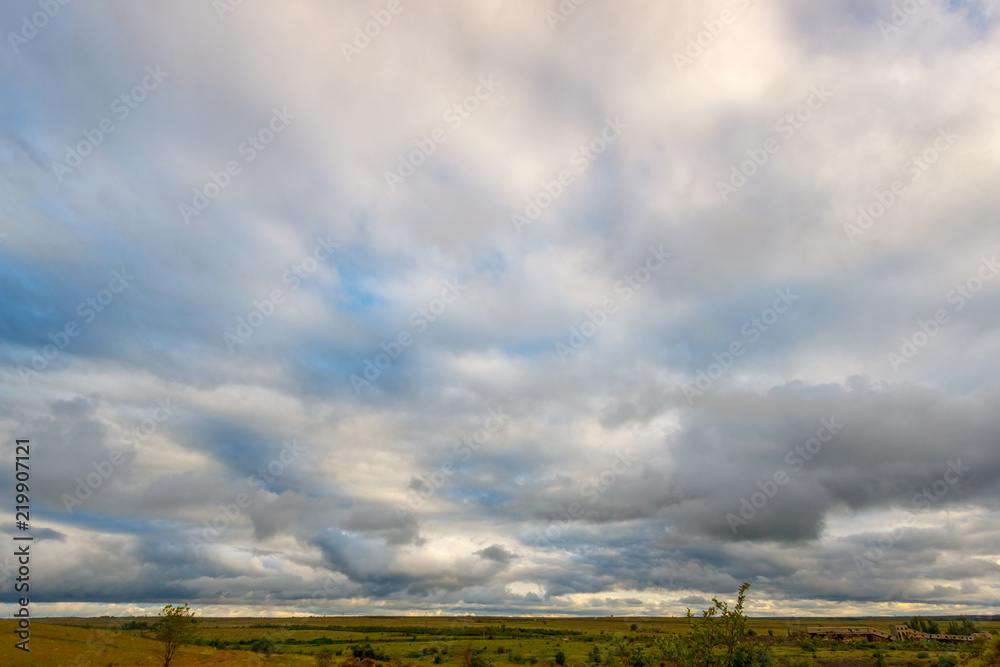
(476, 545), (519, 564)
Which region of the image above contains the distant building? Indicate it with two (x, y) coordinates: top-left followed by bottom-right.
(806, 626), (891, 642)
(806, 625), (991, 644)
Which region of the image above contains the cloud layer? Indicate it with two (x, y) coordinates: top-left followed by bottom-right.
(1, 0), (999, 617)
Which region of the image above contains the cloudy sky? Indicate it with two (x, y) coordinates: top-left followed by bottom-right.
(1, 0), (999, 618)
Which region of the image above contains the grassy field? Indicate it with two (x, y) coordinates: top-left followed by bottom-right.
(1, 615), (996, 667)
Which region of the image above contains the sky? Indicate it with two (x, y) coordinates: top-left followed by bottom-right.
(1, 0), (999, 619)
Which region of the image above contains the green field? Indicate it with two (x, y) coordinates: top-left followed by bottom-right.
(1, 615), (997, 667)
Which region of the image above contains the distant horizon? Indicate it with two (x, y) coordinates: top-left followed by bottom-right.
(3, 0), (1000, 623)
(38, 613), (1000, 620)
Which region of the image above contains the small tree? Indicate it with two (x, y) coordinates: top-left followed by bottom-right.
(156, 603), (199, 667)
(944, 616), (980, 636)
(610, 636), (649, 667)
(555, 651), (566, 665)
(316, 649), (335, 667)
(462, 643), (492, 667)
(674, 583), (767, 667)
(718, 583), (752, 667)
(252, 637), (276, 655)
(908, 617), (941, 635)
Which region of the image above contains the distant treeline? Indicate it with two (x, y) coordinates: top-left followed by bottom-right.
(243, 623), (585, 638)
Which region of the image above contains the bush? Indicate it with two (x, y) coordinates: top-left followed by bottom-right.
(555, 651), (566, 665)
(732, 641), (772, 667)
(932, 655), (958, 667)
(351, 643), (390, 661)
(251, 638), (276, 655)
(944, 617), (981, 636)
(908, 617), (941, 635)
(917, 652), (929, 659)
(316, 650), (335, 667)
(462, 644), (492, 667)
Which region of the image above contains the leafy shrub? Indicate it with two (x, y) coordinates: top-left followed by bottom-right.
(908, 617), (941, 635)
(555, 651), (566, 665)
(251, 638), (275, 655)
(917, 652), (929, 659)
(351, 643), (390, 661)
(798, 638), (818, 655)
(732, 641), (772, 667)
(944, 617), (981, 636)
(316, 650), (335, 667)
(121, 620), (149, 631)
